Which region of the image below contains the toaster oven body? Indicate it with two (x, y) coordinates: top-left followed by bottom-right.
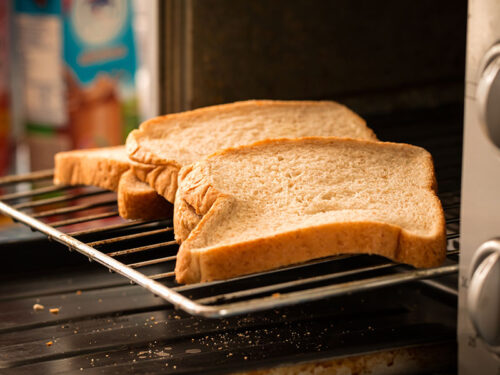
(459, 0), (500, 372)
(0, 1), (470, 373)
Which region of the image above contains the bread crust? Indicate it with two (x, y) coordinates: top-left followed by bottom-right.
(174, 137), (446, 284)
(173, 167), (201, 243)
(173, 163), (224, 243)
(118, 170), (173, 220)
(130, 160), (180, 203)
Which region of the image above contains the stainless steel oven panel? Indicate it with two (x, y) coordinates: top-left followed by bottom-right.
(460, 0), (500, 373)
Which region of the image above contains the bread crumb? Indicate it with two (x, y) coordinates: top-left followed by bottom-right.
(150, 316), (155, 321)
(46, 341), (53, 347)
(49, 308), (60, 315)
(33, 303), (45, 311)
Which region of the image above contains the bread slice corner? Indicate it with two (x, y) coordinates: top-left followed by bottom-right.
(54, 146), (173, 221)
(54, 146), (129, 191)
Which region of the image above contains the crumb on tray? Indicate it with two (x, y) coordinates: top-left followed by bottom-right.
(33, 303), (45, 311)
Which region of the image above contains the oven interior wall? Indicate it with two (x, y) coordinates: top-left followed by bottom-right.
(162, 0), (467, 120)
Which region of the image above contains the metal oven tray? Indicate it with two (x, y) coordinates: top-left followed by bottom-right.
(0, 170), (459, 318)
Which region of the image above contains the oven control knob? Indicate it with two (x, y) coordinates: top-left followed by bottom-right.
(468, 239), (500, 348)
(477, 53), (500, 149)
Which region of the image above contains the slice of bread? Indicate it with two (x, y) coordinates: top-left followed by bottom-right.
(126, 100), (377, 203)
(174, 137), (446, 284)
(118, 170), (172, 220)
(54, 146), (171, 220)
(54, 146), (130, 191)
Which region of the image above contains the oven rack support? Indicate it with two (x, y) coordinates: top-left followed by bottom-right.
(0, 171), (459, 318)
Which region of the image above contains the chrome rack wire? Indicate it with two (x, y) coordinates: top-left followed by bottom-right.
(0, 170), (459, 318)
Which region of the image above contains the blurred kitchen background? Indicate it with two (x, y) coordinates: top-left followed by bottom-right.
(0, 0), (466, 174)
(0, 0), (160, 176)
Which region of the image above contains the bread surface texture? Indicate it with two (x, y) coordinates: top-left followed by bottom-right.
(118, 170), (173, 220)
(174, 137), (446, 284)
(54, 146), (129, 191)
(126, 100), (376, 203)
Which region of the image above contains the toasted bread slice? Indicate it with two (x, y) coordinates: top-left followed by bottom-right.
(54, 146), (171, 220)
(118, 170), (172, 220)
(126, 100), (377, 203)
(174, 137), (446, 284)
(54, 146), (129, 191)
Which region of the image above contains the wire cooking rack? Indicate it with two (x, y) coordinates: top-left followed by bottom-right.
(0, 170), (459, 318)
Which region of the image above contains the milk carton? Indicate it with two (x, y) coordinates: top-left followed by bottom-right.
(15, 0), (138, 170)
